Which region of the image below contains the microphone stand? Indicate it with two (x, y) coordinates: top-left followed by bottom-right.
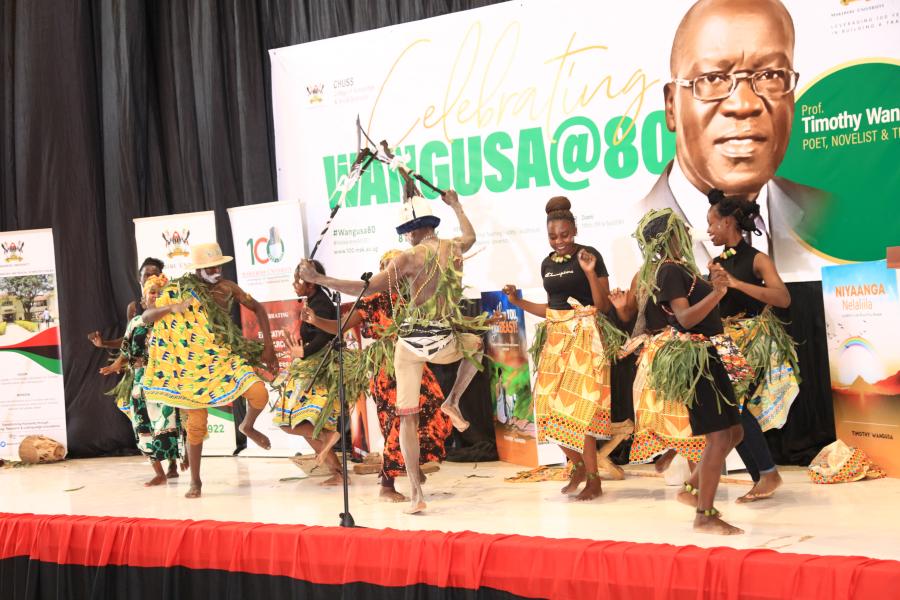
(301, 271), (373, 527)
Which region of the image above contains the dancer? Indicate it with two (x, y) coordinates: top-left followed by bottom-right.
(300, 249), (453, 502)
(297, 188), (485, 514)
(610, 274), (706, 472)
(142, 243), (278, 498)
(635, 208), (752, 535)
(88, 257), (164, 349)
(502, 196), (624, 501)
(707, 189), (797, 503)
(99, 273), (184, 485)
(274, 260), (347, 486)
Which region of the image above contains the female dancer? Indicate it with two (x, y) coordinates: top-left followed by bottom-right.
(99, 274), (185, 485)
(88, 257), (164, 349)
(275, 260), (348, 486)
(608, 274), (705, 472)
(300, 250), (453, 502)
(707, 189), (796, 502)
(503, 196), (620, 501)
(635, 208), (751, 535)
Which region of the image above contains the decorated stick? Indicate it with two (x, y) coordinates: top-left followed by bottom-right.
(377, 140), (446, 195)
(308, 147), (375, 260)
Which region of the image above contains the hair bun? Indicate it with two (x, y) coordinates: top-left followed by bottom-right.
(707, 188), (725, 205)
(743, 200), (761, 219)
(545, 196), (571, 214)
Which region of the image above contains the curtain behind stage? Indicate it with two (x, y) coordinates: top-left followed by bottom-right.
(0, 0), (834, 461)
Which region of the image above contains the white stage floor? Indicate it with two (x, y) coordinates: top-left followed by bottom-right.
(2, 456), (898, 561)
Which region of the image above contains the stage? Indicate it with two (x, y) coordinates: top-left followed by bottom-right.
(2, 456), (899, 598)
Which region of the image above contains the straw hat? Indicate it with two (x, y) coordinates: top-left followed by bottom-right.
(189, 242), (233, 270)
(396, 196), (440, 234)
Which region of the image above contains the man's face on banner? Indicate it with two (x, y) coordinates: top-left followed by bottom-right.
(665, 1), (795, 196)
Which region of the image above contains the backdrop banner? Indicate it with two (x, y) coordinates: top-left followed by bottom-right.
(0, 228), (67, 460)
(133, 211), (217, 278)
(227, 201), (311, 457)
(822, 259), (900, 478)
(270, 0), (899, 288)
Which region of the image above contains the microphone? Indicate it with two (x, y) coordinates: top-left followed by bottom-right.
(361, 272), (373, 282)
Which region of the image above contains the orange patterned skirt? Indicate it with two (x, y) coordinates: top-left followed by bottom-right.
(628, 330), (705, 464)
(533, 306), (612, 452)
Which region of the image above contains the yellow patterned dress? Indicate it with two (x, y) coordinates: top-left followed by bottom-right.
(629, 330), (705, 464)
(143, 283), (261, 409)
(534, 302), (613, 451)
(272, 353), (338, 433)
(723, 316), (799, 431)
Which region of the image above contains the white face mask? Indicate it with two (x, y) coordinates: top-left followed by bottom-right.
(199, 269), (222, 284)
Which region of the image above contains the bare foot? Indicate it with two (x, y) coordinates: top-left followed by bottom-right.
(677, 489), (699, 508)
(380, 486), (407, 502)
(561, 462), (585, 494)
(736, 471), (782, 504)
(180, 457), (190, 471)
(575, 476), (602, 501)
(144, 474), (167, 487)
(404, 500), (427, 514)
(166, 462), (179, 479)
(238, 423), (271, 450)
(185, 483), (202, 499)
(440, 401), (470, 432)
(654, 449), (677, 473)
(320, 473), (349, 487)
(694, 512), (744, 535)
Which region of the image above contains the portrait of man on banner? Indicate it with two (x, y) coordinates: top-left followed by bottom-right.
(634, 0), (829, 280)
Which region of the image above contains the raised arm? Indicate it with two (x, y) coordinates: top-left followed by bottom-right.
(609, 274), (638, 324)
(230, 281), (278, 371)
(577, 250), (611, 313)
(746, 254), (791, 308)
(667, 270), (728, 330)
(297, 251), (415, 298)
(502, 284), (548, 318)
(442, 189), (475, 252)
(300, 304), (364, 336)
(141, 300), (190, 325)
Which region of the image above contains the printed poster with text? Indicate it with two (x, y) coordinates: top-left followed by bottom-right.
(481, 290), (538, 467)
(228, 202), (312, 457)
(0, 228), (67, 460)
(822, 260), (900, 477)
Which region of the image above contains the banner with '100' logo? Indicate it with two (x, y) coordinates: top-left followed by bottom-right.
(227, 201), (312, 457)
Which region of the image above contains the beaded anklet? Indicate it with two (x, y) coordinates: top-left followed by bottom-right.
(683, 482), (699, 496)
(696, 507), (721, 517)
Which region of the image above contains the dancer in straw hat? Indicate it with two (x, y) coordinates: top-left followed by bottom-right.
(143, 242), (278, 498)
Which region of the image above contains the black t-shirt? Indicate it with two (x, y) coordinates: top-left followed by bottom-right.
(643, 298), (670, 334)
(656, 262), (723, 337)
(712, 240), (765, 319)
(301, 288), (336, 358)
(540, 244), (608, 310)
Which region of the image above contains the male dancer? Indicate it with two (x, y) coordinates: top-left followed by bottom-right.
(298, 188), (484, 513)
(143, 242), (278, 498)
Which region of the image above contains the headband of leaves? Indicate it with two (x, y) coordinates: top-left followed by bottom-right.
(633, 208), (699, 302)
